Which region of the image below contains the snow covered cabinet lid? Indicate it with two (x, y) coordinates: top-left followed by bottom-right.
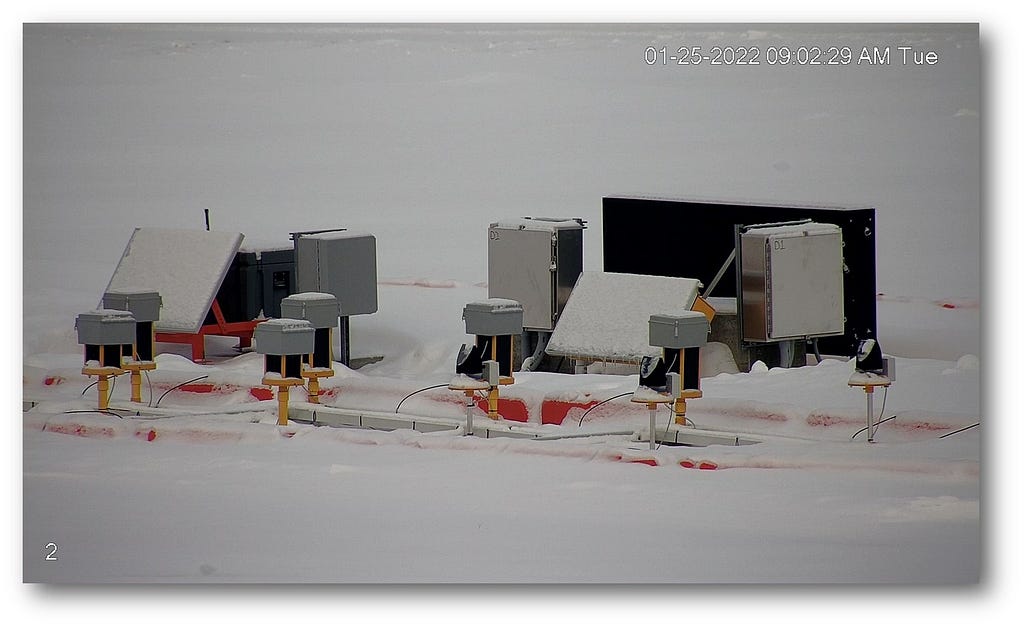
(75, 309), (137, 345)
(254, 319), (315, 356)
(489, 217), (586, 232)
(279, 292), (340, 329)
(463, 298), (524, 337)
(102, 289), (162, 323)
(649, 312), (709, 349)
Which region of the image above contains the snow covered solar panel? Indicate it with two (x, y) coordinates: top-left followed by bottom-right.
(546, 271), (701, 363)
(101, 228), (244, 334)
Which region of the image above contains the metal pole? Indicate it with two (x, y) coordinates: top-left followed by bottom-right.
(866, 386), (874, 443)
(465, 393), (474, 436)
(649, 403), (657, 450)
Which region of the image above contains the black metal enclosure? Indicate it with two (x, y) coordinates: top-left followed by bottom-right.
(207, 248), (296, 324)
(602, 196), (877, 357)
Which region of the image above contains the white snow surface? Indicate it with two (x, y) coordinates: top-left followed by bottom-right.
(19, 24), (985, 590)
(547, 271), (701, 360)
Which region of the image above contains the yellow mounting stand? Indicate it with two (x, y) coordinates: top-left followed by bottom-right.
(672, 347), (704, 425)
(123, 361), (157, 404)
(82, 364), (126, 411)
(486, 335), (516, 420)
(301, 328), (335, 404)
(262, 375), (305, 425)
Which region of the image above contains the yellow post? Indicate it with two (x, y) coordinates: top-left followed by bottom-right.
(97, 376), (110, 411)
(277, 385), (290, 426)
(487, 386), (499, 420)
(131, 371), (142, 403)
(308, 374), (321, 404)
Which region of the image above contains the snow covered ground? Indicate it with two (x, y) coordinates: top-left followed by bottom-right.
(17, 18), (993, 603)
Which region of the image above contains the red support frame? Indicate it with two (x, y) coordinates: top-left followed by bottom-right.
(155, 300), (263, 362)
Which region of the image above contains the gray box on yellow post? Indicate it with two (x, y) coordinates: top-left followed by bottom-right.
(649, 312), (709, 349)
(102, 290), (162, 323)
(463, 299), (524, 337)
(76, 310), (137, 345)
(280, 293), (340, 329)
(254, 319), (315, 356)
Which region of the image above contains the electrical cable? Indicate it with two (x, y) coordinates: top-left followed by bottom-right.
(850, 414), (897, 440)
(812, 338), (822, 364)
(61, 409), (125, 420)
(939, 422), (980, 439)
(871, 386), (889, 440)
(144, 370), (154, 407)
(395, 383), (450, 413)
(154, 375), (209, 408)
(656, 402), (675, 450)
(577, 391), (633, 427)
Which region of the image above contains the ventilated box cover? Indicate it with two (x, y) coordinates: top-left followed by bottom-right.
(102, 290), (162, 323)
(295, 232), (377, 316)
(649, 312), (709, 349)
(76, 310), (137, 345)
(463, 299), (524, 337)
(740, 222), (845, 342)
(280, 292), (340, 329)
(254, 319), (315, 356)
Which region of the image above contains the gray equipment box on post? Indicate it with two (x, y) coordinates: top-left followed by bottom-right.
(280, 293), (340, 329)
(102, 290), (162, 323)
(76, 310), (137, 345)
(649, 312), (709, 349)
(488, 217), (585, 331)
(294, 231), (378, 317)
(463, 299), (524, 337)
(254, 319), (315, 356)
(740, 222), (845, 342)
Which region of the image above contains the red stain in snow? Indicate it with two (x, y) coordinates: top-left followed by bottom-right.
(540, 399), (599, 425)
(43, 376), (64, 386)
(474, 398), (530, 422)
(627, 458), (658, 467)
(249, 387), (274, 401)
(180, 383), (216, 393)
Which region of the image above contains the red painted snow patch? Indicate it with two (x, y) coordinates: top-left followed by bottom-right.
(540, 399), (599, 425)
(249, 387), (274, 401)
(941, 303), (957, 309)
(806, 412), (862, 427)
(475, 398), (530, 422)
(133, 428), (158, 442)
(44, 422), (117, 438)
(43, 376), (64, 386)
(679, 459), (718, 470)
(318, 387), (340, 400)
(180, 383), (216, 393)
(628, 458), (658, 467)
